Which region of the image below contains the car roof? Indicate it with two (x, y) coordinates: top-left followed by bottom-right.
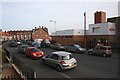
(28, 47), (36, 49)
(52, 51), (71, 56)
(21, 45), (29, 47)
(97, 45), (111, 48)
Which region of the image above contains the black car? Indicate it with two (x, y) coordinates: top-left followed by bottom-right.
(51, 43), (65, 50)
(10, 41), (17, 47)
(41, 40), (51, 48)
(19, 45), (29, 54)
(65, 44), (86, 54)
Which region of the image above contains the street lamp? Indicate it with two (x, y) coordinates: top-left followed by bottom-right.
(49, 20), (56, 42)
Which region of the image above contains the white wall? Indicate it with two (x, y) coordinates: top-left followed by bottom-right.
(52, 29), (84, 36)
(87, 22), (115, 35)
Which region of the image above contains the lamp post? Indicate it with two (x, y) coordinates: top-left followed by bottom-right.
(49, 20), (56, 42)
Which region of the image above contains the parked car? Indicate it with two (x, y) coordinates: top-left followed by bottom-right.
(65, 44), (86, 54)
(32, 42), (41, 48)
(19, 45), (29, 54)
(41, 40), (51, 48)
(21, 39), (26, 43)
(51, 43), (65, 50)
(87, 45), (112, 57)
(25, 47), (44, 59)
(10, 41), (17, 47)
(42, 51), (77, 72)
(17, 40), (21, 45)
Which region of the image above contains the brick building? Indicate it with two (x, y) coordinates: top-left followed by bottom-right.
(94, 11), (106, 24)
(107, 16), (120, 50)
(7, 30), (32, 40)
(51, 29), (85, 47)
(87, 22), (115, 48)
(32, 26), (50, 40)
(0, 29), (12, 42)
(7, 26), (50, 41)
(51, 11), (117, 49)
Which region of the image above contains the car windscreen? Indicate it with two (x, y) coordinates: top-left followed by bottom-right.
(74, 45), (81, 48)
(31, 48), (39, 52)
(62, 54), (73, 60)
(22, 45), (28, 48)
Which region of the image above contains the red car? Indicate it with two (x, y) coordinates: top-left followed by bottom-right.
(25, 47), (44, 59)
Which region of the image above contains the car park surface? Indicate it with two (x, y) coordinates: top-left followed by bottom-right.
(3, 42), (118, 78)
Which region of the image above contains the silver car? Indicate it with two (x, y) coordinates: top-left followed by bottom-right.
(42, 51), (77, 72)
(88, 45), (112, 57)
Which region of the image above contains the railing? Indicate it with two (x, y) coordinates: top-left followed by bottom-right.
(12, 55), (37, 80)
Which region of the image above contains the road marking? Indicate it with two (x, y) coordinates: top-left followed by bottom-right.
(59, 72), (71, 79)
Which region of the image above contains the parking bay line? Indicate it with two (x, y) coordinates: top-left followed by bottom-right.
(59, 72), (73, 80)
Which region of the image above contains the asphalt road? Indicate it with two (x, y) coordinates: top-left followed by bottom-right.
(3, 42), (119, 79)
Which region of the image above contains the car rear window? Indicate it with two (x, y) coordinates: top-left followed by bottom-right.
(107, 47), (111, 50)
(31, 48), (39, 52)
(62, 54), (73, 60)
(100, 47), (111, 50)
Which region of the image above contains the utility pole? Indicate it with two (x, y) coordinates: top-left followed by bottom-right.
(84, 12), (86, 48)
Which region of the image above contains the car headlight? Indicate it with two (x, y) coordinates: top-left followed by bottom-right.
(40, 51), (44, 55)
(33, 54), (36, 56)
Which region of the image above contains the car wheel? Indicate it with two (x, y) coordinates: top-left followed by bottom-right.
(103, 53), (107, 57)
(89, 52), (92, 55)
(56, 65), (62, 72)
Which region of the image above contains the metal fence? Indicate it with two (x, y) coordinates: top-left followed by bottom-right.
(1, 75), (22, 80)
(12, 55), (37, 80)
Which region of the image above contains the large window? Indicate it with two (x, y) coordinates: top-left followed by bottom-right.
(92, 27), (100, 33)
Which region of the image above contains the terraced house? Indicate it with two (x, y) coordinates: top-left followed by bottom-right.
(7, 26), (50, 41)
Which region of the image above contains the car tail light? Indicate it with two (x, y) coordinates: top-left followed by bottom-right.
(60, 60), (66, 64)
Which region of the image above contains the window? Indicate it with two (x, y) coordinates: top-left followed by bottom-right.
(31, 48), (39, 52)
(62, 54), (73, 60)
(92, 27), (100, 33)
(52, 54), (59, 60)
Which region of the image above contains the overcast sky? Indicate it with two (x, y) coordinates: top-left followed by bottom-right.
(1, 0), (119, 34)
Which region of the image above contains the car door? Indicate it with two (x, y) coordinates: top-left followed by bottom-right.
(25, 48), (29, 56)
(92, 46), (98, 54)
(68, 45), (73, 51)
(44, 54), (54, 66)
(51, 54), (59, 67)
(98, 46), (105, 55)
(29, 49), (33, 57)
(94, 46), (100, 55)
(71, 45), (76, 52)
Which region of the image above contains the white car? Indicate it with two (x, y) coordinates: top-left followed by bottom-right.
(42, 51), (77, 72)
